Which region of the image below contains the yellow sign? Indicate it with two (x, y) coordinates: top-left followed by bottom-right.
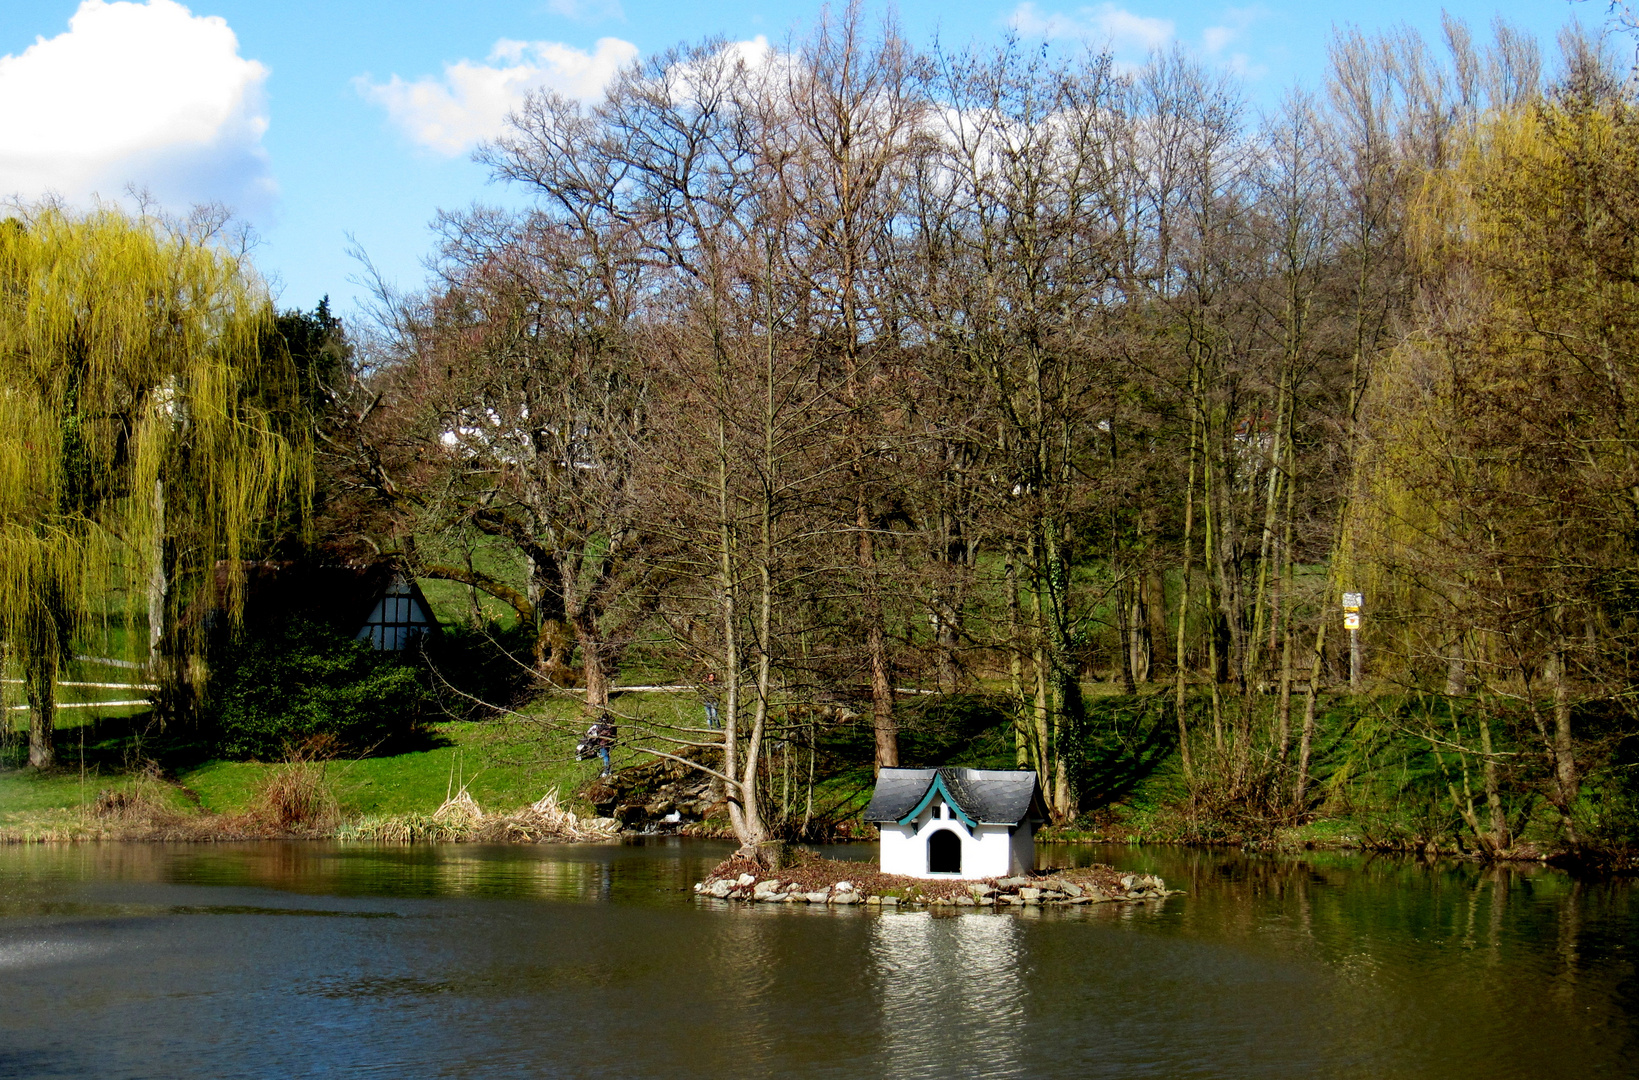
(1343, 613), (1361, 630)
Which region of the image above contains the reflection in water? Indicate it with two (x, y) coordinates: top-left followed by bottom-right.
(872, 912), (1024, 1080)
(0, 840), (1633, 1079)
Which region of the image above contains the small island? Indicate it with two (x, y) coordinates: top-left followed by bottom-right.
(695, 849), (1171, 908)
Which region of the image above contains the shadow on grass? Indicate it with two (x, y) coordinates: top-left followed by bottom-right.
(2, 709), (456, 780)
(1076, 695), (1177, 809)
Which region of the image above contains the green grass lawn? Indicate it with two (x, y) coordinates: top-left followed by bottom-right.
(0, 689), (706, 826)
(179, 717), (598, 816)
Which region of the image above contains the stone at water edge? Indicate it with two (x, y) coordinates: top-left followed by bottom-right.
(834, 881), (854, 893)
(1059, 882), (1084, 897)
(998, 876), (1030, 888)
(708, 880), (734, 898)
(803, 892), (829, 904)
(736, 873), (757, 887)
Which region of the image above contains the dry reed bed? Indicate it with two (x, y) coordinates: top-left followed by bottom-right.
(339, 788), (621, 843)
(1, 765), (619, 845)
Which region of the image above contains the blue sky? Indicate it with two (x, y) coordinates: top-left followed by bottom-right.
(0, 0), (1592, 315)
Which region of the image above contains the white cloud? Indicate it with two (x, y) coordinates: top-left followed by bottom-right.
(1009, 2), (1175, 52)
(358, 37), (639, 156)
(722, 35), (772, 70)
(0, 0), (273, 212)
(1203, 6), (1265, 55)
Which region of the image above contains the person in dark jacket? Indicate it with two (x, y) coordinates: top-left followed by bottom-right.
(589, 714), (616, 776)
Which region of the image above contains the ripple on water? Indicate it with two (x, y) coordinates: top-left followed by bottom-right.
(0, 840), (1632, 1080)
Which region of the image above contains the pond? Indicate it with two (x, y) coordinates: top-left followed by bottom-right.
(0, 840), (1633, 1079)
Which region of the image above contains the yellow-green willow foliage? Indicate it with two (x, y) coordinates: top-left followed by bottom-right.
(1350, 84), (1639, 836)
(0, 207), (308, 767)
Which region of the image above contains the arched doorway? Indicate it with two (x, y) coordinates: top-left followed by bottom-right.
(927, 828), (961, 874)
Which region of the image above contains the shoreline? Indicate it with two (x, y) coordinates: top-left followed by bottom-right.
(3, 817), (1626, 876)
(693, 851), (1172, 907)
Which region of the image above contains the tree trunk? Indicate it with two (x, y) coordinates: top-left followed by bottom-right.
(860, 500), (898, 771)
(932, 587), (961, 694)
(1145, 568), (1168, 679)
(737, 521), (775, 858)
(1276, 421), (1297, 762)
(1006, 551), (1030, 769)
(526, 554), (574, 680)
(26, 653), (56, 769)
(1040, 518), (1083, 823)
(1246, 385), (1287, 688)
(716, 411), (760, 850)
(1174, 401), (1200, 781)
(1548, 637), (1580, 846)
(573, 617), (610, 710)
(147, 479), (166, 666)
(1116, 574), (1137, 693)
(1480, 710), (1509, 852)
(1295, 620), (1328, 808)
(1445, 640), (1467, 697)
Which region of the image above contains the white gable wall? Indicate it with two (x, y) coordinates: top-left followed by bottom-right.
(878, 795), (1035, 879)
(356, 575), (433, 651)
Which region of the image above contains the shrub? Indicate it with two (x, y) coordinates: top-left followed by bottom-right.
(420, 621), (537, 718)
(253, 752), (341, 830)
(208, 618), (432, 760)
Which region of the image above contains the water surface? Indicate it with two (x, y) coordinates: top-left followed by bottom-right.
(0, 840), (1632, 1079)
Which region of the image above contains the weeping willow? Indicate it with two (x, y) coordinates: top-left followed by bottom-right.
(1355, 89), (1639, 678)
(1348, 83), (1639, 842)
(0, 207), (308, 768)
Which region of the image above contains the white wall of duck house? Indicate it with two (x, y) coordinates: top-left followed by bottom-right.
(878, 796), (1036, 879)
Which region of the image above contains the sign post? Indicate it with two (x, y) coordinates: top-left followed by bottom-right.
(1342, 592), (1363, 691)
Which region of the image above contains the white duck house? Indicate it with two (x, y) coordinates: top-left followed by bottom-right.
(864, 768), (1047, 879)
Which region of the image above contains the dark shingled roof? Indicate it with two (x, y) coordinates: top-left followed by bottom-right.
(862, 767), (1044, 826)
(192, 559), (440, 641)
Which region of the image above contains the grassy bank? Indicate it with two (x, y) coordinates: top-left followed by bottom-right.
(4, 677), (1631, 862)
(0, 692), (629, 842)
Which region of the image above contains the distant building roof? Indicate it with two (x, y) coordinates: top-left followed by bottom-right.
(862, 767), (1045, 827)
(200, 559), (439, 649)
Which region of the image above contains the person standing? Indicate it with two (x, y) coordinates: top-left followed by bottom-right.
(701, 672), (720, 728)
(590, 714), (616, 776)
